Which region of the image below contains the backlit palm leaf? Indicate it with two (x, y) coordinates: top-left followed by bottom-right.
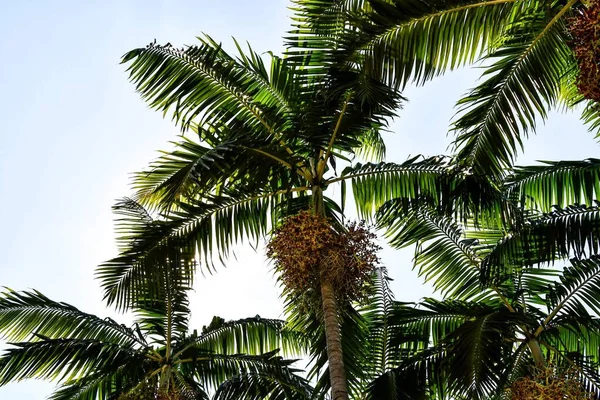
(0, 338), (143, 385)
(0, 289), (142, 345)
(0, 287), (309, 399)
(356, 0), (523, 88)
(378, 207), (485, 299)
(482, 204), (600, 281)
(97, 194), (283, 308)
(189, 316), (307, 358)
(452, 2), (575, 176)
(122, 37), (288, 135)
(505, 158), (600, 212)
(213, 357), (313, 400)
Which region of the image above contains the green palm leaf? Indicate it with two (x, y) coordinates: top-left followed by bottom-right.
(505, 159), (600, 212)
(122, 36), (288, 135)
(48, 363), (148, 400)
(338, 156), (453, 219)
(0, 289), (142, 345)
(0, 338), (143, 385)
(379, 208), (484, 299)
(452, 2), (575, 177)
(356, 0), (523, 88)
(482, 204), (600, 282)
(182, 351), (298, 393)
(213, 357), (312, 400)
(132, 134), (306, 211)
(544, 256), (600, 331)
(392, 298), (504, 348)
(366, 296), (528, 400)
(443, 306), (525, 397)
(581, 101), (600, 139)
(97, 193), (284, 309)
(181, 316), (306, 358)
(0, 287), (309, 399)
(132, 261), (192, 342)
(360, 268), (397, 381)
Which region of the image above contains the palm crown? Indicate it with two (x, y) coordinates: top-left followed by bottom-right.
(372, 156), (600, 397)
(0, 243), (309, 399)
(295, 0), (600, 178)
(99, 11), (480, 397)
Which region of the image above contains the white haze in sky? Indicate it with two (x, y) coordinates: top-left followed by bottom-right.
(1, 1), (598, 398)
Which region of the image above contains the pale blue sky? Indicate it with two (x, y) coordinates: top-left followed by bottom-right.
(1, 1), (598, 398)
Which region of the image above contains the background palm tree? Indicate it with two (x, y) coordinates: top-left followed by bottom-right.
(355, 268), (440, 399)
(372, 157), (600, 397)
(294, 0), (600, 177)
(0, 201), (310, 400)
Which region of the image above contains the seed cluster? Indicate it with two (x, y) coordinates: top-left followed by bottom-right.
(569, 0), (600, 102)
(118, 383), (185, 400)
(508, 366), (593, 399)
(267, 212), (380, 303)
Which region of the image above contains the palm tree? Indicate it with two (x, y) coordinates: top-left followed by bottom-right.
(98, 18), (473, 398)
(372, 157), (600, 397)
(0, 293), (310, 400)
(355, 268), (441, 399)
(0, 201), (310, 400)
(294, 0), (600, 178)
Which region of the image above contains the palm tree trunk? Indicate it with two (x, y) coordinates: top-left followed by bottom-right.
(313, 185), (349, 400)
(320, 279), (349, 400)
(528, 339), (546, 368)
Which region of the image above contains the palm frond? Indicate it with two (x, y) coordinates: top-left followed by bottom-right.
(360, 268), (397, 380)
(179, 316), (306, 359)
(544, 256), (600, 331)
(444, 307), (523, 397)
(0, 338), (143, 385)
(122, 36), (290, 135)
(132, 260), (192, 340)
(514, 266), (562, 308)
(337, 156), (453, 219)
(379, 209), (483, 299)
(505, 159), (600, 212)
(133, 132), (307, 211)
(482, 205), (600, 282)
(541, 323), (600, 369)
(353, 126), (386, 162)
(213, 357), (313, 400)
(452, 3), (575, 177)
(0, 289), (142, 346)
(366, 346), (448, 399)
(97, 190), (293, 310)
(184, 351), (300, 393)
(392, 298), (508, 348)
(285, 0), (349, 80)
(357, 0), (524, 88)
(47, 363), (147, 400)
(582, 101), (600, 140)
(132, 137), (238, 208)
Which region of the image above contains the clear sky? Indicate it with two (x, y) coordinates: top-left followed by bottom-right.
(1, 1), (598, 398)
